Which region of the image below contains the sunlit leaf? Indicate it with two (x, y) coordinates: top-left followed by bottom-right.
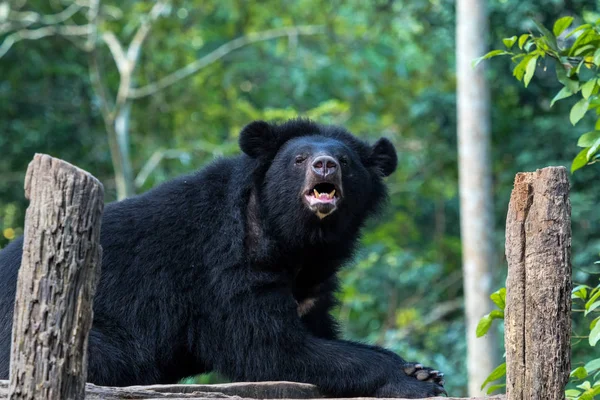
(582, 80), (597, 99)
(570, 98), (590, 125)
(587, 301), (600, 316)
(551, 87), (575, 107)
(594, 48), (600, 66)
(490, 288), (506, 310)
(533, 19), (558, 51)
(577, 131), (600, 147)
(524, 56), (538, 88)
(480, 363), (506, 390)
(590, 319), (600, 346)
(514, 55), (533, 81)
(476, 314), (492, 337)
(556, 67), (579, 92)
(571, 366), (589, 380)
(553, 16), (574, 37)
(572, 148), (590, 173)
(566, 24), (592, 38)
(486, 384), (506, 395)
(503, 36), (518, 50)
(584, 359), (600, 373)
(473, 50), (511, 68)
(573, 285), (590, 300)
(518, 33), (530, 50)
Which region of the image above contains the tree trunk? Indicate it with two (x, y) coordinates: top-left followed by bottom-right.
(504, 167), (571, 400)
(8, 154), (104, 400)
(113, 101), (135, 199)
(456, 0), (497, 395)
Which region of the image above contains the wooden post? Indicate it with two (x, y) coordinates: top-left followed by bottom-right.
(504, 167), (571, 400)
(8, 154), (104, 400)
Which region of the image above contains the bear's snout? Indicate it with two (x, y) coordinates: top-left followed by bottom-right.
(311, 155), (338, 178)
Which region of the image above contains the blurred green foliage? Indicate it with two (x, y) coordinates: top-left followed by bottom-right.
(478, 14), (600, 398)
(1, 0), (600, 396)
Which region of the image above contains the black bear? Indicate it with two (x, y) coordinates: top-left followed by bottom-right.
(0, 119), (445, 398)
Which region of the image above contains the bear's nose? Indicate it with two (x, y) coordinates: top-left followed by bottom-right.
(311, 156), (338, 177)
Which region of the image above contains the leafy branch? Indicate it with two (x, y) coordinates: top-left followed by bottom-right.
(476, 17), (600, 172)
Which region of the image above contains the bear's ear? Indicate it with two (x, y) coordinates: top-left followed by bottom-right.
(369, 138), (398, 177)
(239, 120), (278, 159)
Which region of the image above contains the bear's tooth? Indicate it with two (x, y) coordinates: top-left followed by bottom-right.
(329, 189), (336, 198)
(313, 189), (319, 197)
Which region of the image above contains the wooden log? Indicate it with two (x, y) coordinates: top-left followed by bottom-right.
(0, 379), (505, 400)
(504, 167), (571, 400)
(8, 154), (104, 400)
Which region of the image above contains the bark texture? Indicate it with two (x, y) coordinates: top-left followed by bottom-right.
(504, 166), (571, 400)
(456, 0), (497, 395)
(8, 154), (104, 400)
(0, 380), (505, 400)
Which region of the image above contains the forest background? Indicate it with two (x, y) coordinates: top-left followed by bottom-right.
(1, 0), (598, 396)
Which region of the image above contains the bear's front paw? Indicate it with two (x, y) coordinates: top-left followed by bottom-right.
(373, 362), (446, 398)
(374, 379), (446, 398)
(402, 362), (445, 387)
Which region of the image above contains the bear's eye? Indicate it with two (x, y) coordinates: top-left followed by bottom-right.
(295, 155), (307, 165)
(339, 156), (349, 166)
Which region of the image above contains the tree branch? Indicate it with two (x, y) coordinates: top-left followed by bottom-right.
(114, 0), (170, 108)
(128, 25), (325, 99)
(0, 23), (90, 58)
(102, 32), (127, 74)
(7, 2), (84, 27)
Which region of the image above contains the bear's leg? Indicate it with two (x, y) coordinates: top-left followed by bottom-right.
(207, 291), (445, 398)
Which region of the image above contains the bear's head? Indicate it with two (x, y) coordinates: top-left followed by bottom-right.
(239, 119), (397, 244)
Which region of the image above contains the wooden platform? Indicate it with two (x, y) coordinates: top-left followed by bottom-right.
(0, 380), (504, 400)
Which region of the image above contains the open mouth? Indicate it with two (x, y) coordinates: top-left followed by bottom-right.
(304, 182), (342, 219)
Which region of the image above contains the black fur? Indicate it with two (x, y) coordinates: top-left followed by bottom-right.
(0, 119), (444, 398)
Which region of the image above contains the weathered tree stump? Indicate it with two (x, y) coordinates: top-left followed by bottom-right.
(504, 166), (571, 400)
(8, 154), (104, 400)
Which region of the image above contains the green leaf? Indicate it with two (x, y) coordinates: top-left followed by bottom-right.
(490, 288), (506, 310)
(590, 319), (600, 346)
(578, 381), (592, 391)
(594, 48), (600, 66)
(489, 309), (504, 320)
(514, 55), (533, 81)
(566, 389), (581, 399)
(586, 288), (600, 310)
(566, 24), (592, 38)
(588, 136), (600, 160)
(571, 366), (589, 380)
(574, 44), (596, 56)
(503, 36), (518, 50)
(577, 131), (600, 147)
(572, 148), (590, 173)
(480, 363), (506, 390)
(570, 29), (597, 56)
(518, 33), (530, 50)
(573, 285), (589, 300)
(486, 384), (506, 395)
(533, 19), (558, 51)
(524, 56), (538, 87)
(584, 301), (600, 316)
(582, 79), (597, 99)
(551, 87), (576, 107)
(584, 358), (600, 373)
(476, 314), (493, 337)
(571, 98), (591, 125)
(472, 50), (510, 68)
(554, 16), (574, 36)
(556, 66), (579, 92)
